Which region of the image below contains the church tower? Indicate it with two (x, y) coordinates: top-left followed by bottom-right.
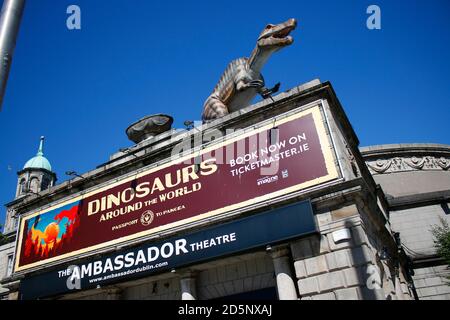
(15, 136), (57, 198)
(2, 136), (57, 235)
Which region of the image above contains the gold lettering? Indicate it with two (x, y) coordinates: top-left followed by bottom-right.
(151, 177), (165, 193)
(88, 200), (100, 216)
(175, 188), (183, 198)
(200, 158), (218, 175)
(107, 193), (121, 209)
(182, 165), (199, 183)
(121, 188), (134, 203)
(193, 182), (201, 191)
(88, 159), (217, 218)
(135, 181), (150, 198)
(101, 197), (106, 212)
(165, 170), (181, 188)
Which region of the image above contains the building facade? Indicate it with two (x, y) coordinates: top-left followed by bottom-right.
(362, 144), (450, 299)
(0, 80), (448, 300)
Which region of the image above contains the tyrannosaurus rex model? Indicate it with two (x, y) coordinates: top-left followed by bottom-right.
(202, 18), (297, 122)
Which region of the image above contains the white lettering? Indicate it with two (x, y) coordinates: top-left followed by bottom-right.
(161, 243), (174, 258)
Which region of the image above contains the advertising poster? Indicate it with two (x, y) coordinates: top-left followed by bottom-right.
(14, 105), (339, 273)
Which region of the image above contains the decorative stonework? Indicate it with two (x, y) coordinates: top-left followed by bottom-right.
(345, 145), (360, 177)
(3, 208), (17, 235)
(366, 156), (450, 175)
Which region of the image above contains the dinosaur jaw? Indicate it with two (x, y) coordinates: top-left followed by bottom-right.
(258, 35), (293, 48)
(257, 18), (297, 49)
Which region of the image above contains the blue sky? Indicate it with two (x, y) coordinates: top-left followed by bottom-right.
(1, 0), (450, 227)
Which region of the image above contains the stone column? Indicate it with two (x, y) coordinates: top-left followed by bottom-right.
(269, 246), (298, 300)
(180, 272), (197, 300)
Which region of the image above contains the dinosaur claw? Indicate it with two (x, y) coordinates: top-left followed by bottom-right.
(248, 80), (264, 88)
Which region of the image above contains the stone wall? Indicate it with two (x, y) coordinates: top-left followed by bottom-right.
(361, 144), (450, 300)
(390, 204), (450, 255)
(0, 242), (15, 299)
(412, 265), (450, 300)
(292, 204), (412, 300)
(196, 255), (275, 300)
(3, 208), (17, 235)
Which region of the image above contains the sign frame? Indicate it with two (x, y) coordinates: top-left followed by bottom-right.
(19, 199), (317, 300)
(14, 102), (340, 274)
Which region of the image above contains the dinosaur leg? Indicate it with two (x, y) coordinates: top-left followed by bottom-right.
(202, 96), (229, 122)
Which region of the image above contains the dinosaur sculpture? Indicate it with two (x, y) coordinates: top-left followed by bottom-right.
(202, 18), (297, 122)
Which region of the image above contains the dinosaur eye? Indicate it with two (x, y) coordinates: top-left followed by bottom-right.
(265, 24), (274, 29)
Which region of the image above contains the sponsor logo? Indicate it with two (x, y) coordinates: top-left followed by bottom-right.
(140, 210), (154, 226)
(256, 175), (279, 186)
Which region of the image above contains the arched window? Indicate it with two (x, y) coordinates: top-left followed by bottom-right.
(29, 177), (40, 193)
(19, 178), (26, 195)
(41, 177), (50, 191)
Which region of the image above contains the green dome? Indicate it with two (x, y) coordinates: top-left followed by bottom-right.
(23, 136), (52, 171)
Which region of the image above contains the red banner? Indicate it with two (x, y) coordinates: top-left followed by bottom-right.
(15, 105), (339, 272)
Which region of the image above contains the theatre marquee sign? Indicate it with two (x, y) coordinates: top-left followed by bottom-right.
(20, 200), (316, 299)
(14, 104), (339, 273)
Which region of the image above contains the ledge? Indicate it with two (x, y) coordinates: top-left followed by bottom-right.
(387, 190), (450, 210)
(360, 143), (450, 158)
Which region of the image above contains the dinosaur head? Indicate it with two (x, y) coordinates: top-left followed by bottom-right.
(257, 18), (297, 50)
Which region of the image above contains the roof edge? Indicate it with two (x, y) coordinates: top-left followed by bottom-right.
(360, 143), (450, 158)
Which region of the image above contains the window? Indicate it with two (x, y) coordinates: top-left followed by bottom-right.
(29, 177), (39, 193)
(6, 254), (13, 277)
(41, 177), (50, 191)
(19, 179), (26, 195)
(6, 210), (18, 232)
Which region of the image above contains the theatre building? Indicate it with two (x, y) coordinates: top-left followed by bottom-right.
(0, 80), (449, 300)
